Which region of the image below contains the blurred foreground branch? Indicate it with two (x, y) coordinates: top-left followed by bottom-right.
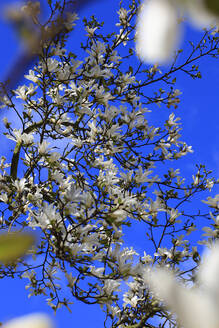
(0, 0), (99, 97)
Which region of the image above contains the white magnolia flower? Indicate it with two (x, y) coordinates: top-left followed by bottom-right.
(136, 0), (219, 64)
(202, 194), (219, 209)
(24, 70), (39, 83)
(13, 85), (28, 100)
(103, 279), (121, 295)
(169, 208), (181, 223)
(3, 313), (53, 328)
(144, 242), (219, 328)
(6, 129), (33, 145)
(89, 265), (105, 277)
(45, 58), (59, 73)
(14, 178), (26, 193)
(136, 0), (179, 63)
(123, 294), (139, 307)
(38, 141), (51, 155)
(206, 179), (214, 191)
(13, 84), (37, 100)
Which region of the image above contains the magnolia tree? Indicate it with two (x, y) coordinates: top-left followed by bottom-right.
(0, 0), (219, 327)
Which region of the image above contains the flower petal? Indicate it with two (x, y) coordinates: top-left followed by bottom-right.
(3, 314), (53, 328)
(136, 0), (180, 63)
(144, 268), (217, 328)
(198, 242), (219, 301)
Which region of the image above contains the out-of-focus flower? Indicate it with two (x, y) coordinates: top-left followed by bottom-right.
(3, 313), (53, 328)
(136, 0), (179, 63)
(136, 0), (219, 64)
(144, 242), (219, 328)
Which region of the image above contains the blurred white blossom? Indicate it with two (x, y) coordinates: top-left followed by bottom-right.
(144, 242), (219, 328)
(136, 0), (219, 64)
(136, 0), (179, 63)
(3, 313), (53, 328)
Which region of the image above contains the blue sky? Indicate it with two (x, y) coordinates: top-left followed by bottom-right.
(0, 0), (218, 327)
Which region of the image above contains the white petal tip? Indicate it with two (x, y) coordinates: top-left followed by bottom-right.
(3, 314), (53, 328)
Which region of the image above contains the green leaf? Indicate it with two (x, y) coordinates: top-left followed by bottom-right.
(0, 232), (35, 264)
